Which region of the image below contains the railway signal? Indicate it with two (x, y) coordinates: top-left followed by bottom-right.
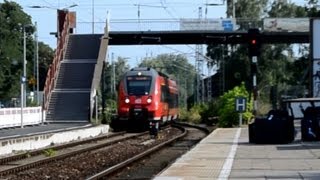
(247, 28), (261, 114)
(248, 28), (261, 57)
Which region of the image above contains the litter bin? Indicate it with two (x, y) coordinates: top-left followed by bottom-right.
(249, 110), (295, 144)
(301, 107), (320, 141)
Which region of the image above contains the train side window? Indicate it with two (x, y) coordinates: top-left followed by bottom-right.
(161, 85), (166, 102)
(168, 94), (174, 108)
(161, 85), (171, 103)
(173, 94), (178, 108)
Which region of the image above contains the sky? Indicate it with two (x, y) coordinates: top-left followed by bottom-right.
(2, 0), (311, 72)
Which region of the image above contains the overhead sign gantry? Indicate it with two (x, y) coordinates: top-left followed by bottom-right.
(106, 30), (308, 45)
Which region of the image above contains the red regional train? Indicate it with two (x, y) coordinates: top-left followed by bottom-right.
(111, 67), (179, 134)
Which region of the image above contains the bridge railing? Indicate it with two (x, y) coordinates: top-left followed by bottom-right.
(76, 18), (310, 33)
(76, 18), (263, 33)
(43, 12), (71, 112)
(89, 16), (110, 122)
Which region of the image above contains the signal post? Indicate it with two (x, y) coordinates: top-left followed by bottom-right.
(248, 28), (261, 115)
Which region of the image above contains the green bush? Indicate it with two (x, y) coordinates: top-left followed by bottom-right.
(178, 107), (189, 122)
(180, 100), (221, 125)
(199, 99), (220, 125)
(26, 98), (38, 107)
(179, 106), (202, 124)
(102, 99), (117, 124)
(43, 148), (56, 157)
(189, 105), (202, 124)
(218, 82), (253, 127)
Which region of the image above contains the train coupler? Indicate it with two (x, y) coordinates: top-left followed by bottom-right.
(149, 120), (159, 138)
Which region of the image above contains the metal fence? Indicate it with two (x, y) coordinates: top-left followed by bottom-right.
(75, 17), (312, 34)
(75, 18), (264, 34)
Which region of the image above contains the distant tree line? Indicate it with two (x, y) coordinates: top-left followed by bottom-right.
(0, 1), (54, 105)
(207, 0), (320, 114)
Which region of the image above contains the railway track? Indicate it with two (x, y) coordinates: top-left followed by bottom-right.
(0, 131), (144, 177)
(91, 122), (211, 179)
(0, 126), (184, 179)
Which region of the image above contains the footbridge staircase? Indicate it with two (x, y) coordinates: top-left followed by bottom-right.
(43, 12), (109, 123)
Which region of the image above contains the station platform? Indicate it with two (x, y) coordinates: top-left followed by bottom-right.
(0, 123), (92, 140)
(0, 123), (110, 156)
(155, 127), (320, 180)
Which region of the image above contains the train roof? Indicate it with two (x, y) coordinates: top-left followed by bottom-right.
(127, 67), (173, 80)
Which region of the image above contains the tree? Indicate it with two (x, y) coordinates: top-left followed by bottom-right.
(0, 1), (54, 104)
(0, 1), (33, 100)
(268, 1), (307, 17)
(227, 0), (268, 18)
(206, 44), (224, 71)
(306, 0), (320, 17)
(207, 0), (269, 96)
(101, 56), (130, 123)
(103, 56), (130, 100)
(218, 82), (253, 127)
(259, 1), (312, 103)
(205, 0), (320, 115)
(38, 42), (54, 91)
(138, 54), (196, 108)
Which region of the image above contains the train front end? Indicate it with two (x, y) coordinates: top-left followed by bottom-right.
(112, 68), (159, 132)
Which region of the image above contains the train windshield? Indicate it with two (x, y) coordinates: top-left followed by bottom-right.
(126, 76), (152, 95)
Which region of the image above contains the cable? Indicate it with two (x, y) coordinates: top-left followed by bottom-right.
(156, 0), (213, 63)
(160, 45), (217, 75)
(39, 0), (56, 8)
(161, 45), (194, 56)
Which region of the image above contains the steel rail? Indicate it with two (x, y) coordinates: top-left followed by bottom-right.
(172, 121), (211, 134)
(0, 131), (126, 165)
(0, 131), (147, 176)
(86, 126), (187, 179)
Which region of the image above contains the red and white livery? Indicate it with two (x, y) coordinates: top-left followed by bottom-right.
(111, 67), (179, 132)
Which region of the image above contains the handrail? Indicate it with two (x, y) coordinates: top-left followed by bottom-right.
(43, 12), (71, 112)
(90, 17), (110, 121)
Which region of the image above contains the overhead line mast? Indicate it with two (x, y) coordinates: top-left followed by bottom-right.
(195, 7), (204, 103)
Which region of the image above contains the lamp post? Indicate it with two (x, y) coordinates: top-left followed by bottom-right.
(21, 24), (33, 128)
(35, 22), (39, 105)
(22, 24), (34, 107)
(31, 22), (39, 105)
(232, 0), (237, 18)
(23, 26), (27, 108)
(21, 76), (26, 128)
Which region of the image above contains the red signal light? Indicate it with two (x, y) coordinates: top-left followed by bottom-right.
(248, 28), (260, 56)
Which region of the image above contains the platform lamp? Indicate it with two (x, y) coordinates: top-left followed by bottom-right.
(21, 24), (34, 128)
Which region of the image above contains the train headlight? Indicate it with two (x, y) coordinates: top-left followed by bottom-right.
(125, 97), (130, 104)
(147, 96), (152, 104)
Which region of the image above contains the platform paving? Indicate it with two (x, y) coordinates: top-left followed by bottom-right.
(155, 127), (320, 180)
(231, 128), (320, 179)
